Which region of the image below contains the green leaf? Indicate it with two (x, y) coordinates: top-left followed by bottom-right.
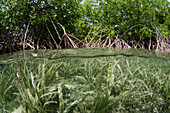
(111, 30), (115, 35)
(128, 32), (131, 36)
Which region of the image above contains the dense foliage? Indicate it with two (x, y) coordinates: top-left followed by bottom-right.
(0, 0), (169, 54)
(0, 0), (82, 53)
(78, 0), (170, 49)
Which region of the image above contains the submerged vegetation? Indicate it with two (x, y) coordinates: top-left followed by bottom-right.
(0, 50), (169, 112)
(0, 0), (170, 54)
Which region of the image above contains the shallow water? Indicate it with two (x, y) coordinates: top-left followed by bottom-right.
(0, 48), (170, 112)
(0, 48), (170, 63)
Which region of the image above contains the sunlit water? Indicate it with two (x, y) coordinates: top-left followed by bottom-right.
(0, 48), (170, 112)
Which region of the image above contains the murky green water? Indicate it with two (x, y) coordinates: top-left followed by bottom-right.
(0, 48), (170, 63)
(0, 48), (170, 112)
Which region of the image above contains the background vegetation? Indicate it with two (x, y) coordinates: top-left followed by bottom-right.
(0, 0), (170, 54)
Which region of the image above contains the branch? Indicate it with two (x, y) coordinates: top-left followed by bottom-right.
(23, 19), (31, 51)
(45, 24), (60, 48)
